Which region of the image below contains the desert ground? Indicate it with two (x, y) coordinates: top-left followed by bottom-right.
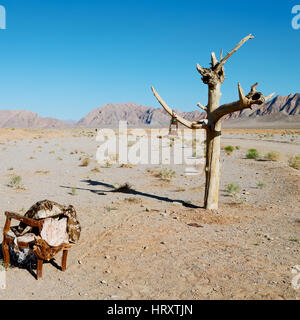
(0, 127), (299, 300)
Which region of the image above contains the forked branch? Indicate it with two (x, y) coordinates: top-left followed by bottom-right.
(211, 83), (275, 121)
(151, 86), (208, 129)
(196, 34), (255, 87)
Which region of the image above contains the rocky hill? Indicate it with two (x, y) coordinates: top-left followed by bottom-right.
(226, 94), (300, 119)
(0, 110), (70, 128)
(0, 94), (299, 128)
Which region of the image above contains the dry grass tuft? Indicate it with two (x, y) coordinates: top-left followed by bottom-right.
(90, 167), (101, 174)
(119, 163), (135, 169)
(80, 158), (91, 167)
(158, 168), (176, 181)
(264, 151), (282, 162)
(35, 170), (50, 175)
(288, 155), (300, 170)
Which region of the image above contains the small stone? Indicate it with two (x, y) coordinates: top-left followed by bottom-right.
(160, 241), (166, 245)
(104, 255), (111, 259)
(78, 260), (82, 265)
(100, 280), (107, 284)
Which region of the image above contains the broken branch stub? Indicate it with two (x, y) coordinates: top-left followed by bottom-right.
(196, 64), (224, 88)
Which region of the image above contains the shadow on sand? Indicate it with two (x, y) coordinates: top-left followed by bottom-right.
(60, 179), (202, 209)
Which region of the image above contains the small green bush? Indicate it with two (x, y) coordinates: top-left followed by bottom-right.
(225, 183), (241, 194)
(224, 146), (234, 155)
(71, 187), (77, 196)
(257, 182), (266, 189)
(8, 175), (23, 189)
(246, 149), (260, 159)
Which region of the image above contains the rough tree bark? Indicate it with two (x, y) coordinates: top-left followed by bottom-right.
(152, 34), (274, 210)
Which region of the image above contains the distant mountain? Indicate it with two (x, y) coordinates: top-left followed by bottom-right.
(0, 110), (69, 128)
(76, 102), (206, 128)
(0, 94), (299, 129)
(225, 94), (300, 120)
(77, 94), (300, 128)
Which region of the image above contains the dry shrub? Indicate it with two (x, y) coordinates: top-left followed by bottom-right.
(265, 151), (281, 161)
(35, 170), (50, 175)
(119, 163), (135, 168)
(80, 158), (91, 167)
(90, 167), (101, 174)
(113, 183), (134, 193)
(158, 168), (176, 181)
(288, 155), (300, 170)
(124, 197), (142, 204)
(104, 159), (113, 167)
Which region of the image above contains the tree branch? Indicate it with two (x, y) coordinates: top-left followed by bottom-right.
(197, 103), (207, 112)
(216, 34), (255, 71)
(210, 83), (275, 121)
(151, 86), (208, 129)
(210, 52), (219, 68)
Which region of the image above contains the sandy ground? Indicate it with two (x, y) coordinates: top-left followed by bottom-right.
(0, 128), (299, 300)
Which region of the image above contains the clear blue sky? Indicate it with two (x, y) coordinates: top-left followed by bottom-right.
(0, 0), (299, 120)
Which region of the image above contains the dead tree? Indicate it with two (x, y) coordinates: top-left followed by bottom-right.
(152, 34), (274, 210)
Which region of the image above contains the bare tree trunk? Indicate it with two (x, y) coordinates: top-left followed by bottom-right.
(152, 34), (274, 211)
(205, 85), (222, 209)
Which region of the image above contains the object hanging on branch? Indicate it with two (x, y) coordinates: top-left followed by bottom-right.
(152, 34), (274, 210)
(169, 111), (179, 136)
